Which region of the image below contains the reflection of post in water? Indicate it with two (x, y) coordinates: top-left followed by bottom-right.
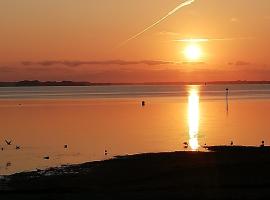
(226, 88), (229, 115)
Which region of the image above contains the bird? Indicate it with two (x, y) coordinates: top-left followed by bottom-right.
(43, 156), (50, 160)
(5, 140), (12, 145)
(261, 140), (265, 147)
(6, 162), (11, 168)
(15, 145), (20, 150)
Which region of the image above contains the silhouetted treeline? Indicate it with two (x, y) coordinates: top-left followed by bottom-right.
(0, 80), (110, 87)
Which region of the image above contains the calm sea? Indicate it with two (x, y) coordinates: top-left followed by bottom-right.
(0, 84), (270, 174)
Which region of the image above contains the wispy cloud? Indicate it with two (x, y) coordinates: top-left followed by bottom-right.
(118, 0), (195, 48)
(230, 18), (239, 23)
(174, 37), (254, 43)
(21, 60), (178, 67)
(228, 61), (251, 66)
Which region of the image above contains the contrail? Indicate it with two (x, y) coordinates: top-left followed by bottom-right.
(117, 0), (195, 48)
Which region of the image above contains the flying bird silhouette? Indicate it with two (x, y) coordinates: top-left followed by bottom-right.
(5, 140), (12, 145)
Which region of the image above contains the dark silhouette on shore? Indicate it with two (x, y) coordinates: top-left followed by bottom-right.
(2, 151), (270, 199)
(1, 80), (270, 87)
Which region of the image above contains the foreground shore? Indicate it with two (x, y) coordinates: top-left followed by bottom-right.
(1, 151), (270, 199)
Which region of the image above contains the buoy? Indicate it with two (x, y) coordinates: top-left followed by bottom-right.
(142, 101), (145, 106)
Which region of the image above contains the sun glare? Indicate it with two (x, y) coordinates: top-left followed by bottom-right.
(184, 44), (202, 61)
(188, 88), (200, 150)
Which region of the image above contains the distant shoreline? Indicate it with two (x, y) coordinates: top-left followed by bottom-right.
(1, 80), (270, 87)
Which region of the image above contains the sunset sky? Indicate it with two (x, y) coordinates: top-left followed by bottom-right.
(1, 0), (270, 82)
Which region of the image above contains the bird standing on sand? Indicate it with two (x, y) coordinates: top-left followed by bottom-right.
(183, 142), (188, 149)
(5, 140), (12, 145)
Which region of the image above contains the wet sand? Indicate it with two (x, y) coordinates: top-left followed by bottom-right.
(1, 151), (270, 199)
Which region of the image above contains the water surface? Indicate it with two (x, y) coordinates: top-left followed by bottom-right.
(0, 84), (270, 174)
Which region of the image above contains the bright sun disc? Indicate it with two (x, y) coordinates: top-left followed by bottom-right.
(184, 44), (202, 60)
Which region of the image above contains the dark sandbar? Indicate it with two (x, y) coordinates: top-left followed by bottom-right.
(1, 150), (270, 199)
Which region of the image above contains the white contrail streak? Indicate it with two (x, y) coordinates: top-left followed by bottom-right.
(117, 0), (195, 48)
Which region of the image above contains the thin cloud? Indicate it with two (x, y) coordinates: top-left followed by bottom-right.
(174, 37), (254, 43)
(235, 61), (251, 66)
(21, 60), (178, 67)
(228, 61), (251, 66)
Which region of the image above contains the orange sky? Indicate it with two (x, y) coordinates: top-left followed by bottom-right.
(1, 0), (270, 82)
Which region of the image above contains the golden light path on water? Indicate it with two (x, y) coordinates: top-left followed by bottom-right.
(188, 87), (200, 150)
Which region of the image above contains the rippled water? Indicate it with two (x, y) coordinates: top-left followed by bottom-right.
(0, 84), (270, 174)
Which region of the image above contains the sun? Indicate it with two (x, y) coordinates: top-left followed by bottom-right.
(184, 44), (202, 60)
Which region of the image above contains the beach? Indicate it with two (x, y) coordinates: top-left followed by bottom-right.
(1, 151), (270, 199)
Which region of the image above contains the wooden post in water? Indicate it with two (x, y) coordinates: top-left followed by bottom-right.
(226, 88), (229, 115)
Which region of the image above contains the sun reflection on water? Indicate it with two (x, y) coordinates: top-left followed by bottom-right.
(188, 87), (200, 150)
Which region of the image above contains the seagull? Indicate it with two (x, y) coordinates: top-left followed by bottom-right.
(6, 162), (11, 168)
(261, 140), (265, 147)
(5, 140), (12, 145)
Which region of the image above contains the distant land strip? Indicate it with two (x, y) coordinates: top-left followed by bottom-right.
(1, 80), (270, 87)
